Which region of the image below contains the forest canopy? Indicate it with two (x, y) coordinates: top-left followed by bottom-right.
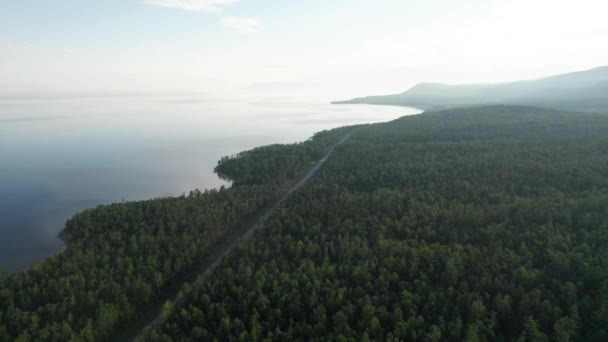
(0, 129), (346, 341)
(2, 105), (608, 341)
(147, 106), (608, 341)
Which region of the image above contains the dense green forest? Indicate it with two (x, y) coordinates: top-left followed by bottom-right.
(2, 105), (608, 341)
(146, 106), (608, 341)
(215, 127), (353, 186)
(0, 131), (346, 341)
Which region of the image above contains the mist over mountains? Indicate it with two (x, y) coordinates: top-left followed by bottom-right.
(335, 66), (608, 112)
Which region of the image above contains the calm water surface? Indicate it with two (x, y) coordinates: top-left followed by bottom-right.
(0, 94), (420, 272)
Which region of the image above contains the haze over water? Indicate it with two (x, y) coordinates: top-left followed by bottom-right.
(0, 94), (420, 272)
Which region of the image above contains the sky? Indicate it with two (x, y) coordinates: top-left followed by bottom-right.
(1, 0), (607, 99)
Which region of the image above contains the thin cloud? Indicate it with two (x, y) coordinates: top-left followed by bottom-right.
(221, 16), (260, 34)
(144, 0), (238, 12)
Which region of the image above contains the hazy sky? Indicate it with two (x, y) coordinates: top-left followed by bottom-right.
(1, 0), (607, 98)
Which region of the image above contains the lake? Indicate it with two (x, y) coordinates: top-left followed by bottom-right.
(0, 94), (420, 272)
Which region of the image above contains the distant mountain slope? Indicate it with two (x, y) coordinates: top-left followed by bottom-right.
(335, 66), (608, 112)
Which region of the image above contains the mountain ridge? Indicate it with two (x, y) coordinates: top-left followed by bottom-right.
(334, 65), (608, 112)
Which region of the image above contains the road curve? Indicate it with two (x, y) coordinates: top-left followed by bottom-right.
(133, 131), (353, 340)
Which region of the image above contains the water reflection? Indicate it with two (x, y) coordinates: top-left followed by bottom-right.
(0, 95), (421, 272)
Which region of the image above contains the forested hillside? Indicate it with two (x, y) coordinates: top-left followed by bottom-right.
(147, 106), (608, 341)
(0, 130), (347, 341)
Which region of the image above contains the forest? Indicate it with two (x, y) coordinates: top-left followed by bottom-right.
(215, 126), (354, 186)
(2, 105), (608, 341)
(146, 106), (608, 341)
(0, 129), (346, 341)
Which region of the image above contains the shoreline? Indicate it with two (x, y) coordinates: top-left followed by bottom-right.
(127, 131), (355, 341)
(4, 102), (422, 274)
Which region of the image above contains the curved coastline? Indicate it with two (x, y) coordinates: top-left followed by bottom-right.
(10, 103), (420, 276)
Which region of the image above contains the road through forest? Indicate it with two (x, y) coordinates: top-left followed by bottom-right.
(132, 131), (353, 340)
